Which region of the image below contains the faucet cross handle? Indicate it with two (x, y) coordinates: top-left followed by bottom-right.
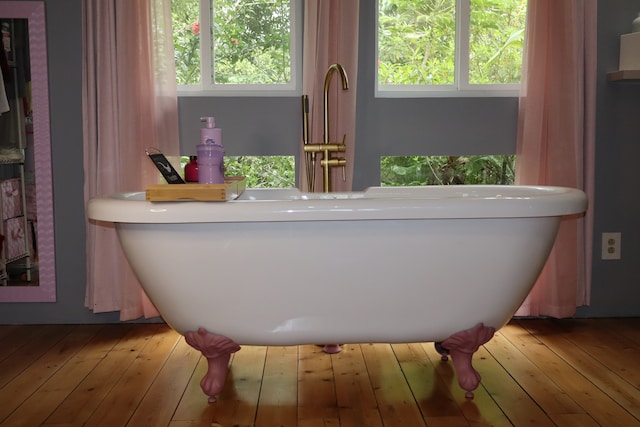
(341, 134), (347, 181)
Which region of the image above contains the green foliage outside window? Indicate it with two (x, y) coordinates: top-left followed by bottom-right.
(171, 0), (291, 86)
(172, 0), (200, 85)
(378, 0), (526, 86)
(213, 0), (290, 84)
(379, 0), (456, 85)
(381, 155), (515, 186)
(180, 156), (295, 188)
(224, 156), (295, 188)
(469, 0), (526, 84)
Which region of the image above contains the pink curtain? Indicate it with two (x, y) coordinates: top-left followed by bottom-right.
(83, 0), (180, 320)
(515, 0), (596, 317)
(300, 0), (359, 192)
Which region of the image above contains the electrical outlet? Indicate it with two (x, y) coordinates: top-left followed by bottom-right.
(601, 232), (621, 260)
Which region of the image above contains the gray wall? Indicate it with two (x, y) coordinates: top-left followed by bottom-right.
(587, 1), (640, 317)
(0, 0), (637, 323)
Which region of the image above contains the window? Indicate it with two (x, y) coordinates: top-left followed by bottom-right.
(377, 0), (526, 97)
(381, 155), (515, 186)
(172, 0), (302, 96)
(225, 156), (295, 187)
(179, 156), (295, 188)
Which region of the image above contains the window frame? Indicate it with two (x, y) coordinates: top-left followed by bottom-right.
(375, 0), (522, 98)
(177, 0), (303, 97)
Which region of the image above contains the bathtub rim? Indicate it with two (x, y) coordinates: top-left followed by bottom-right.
(87, 185), (588, 224)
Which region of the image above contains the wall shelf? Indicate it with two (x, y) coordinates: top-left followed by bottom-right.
(607, 70), (640, 81)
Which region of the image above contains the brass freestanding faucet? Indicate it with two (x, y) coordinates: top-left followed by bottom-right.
(303, 64), (349, 192)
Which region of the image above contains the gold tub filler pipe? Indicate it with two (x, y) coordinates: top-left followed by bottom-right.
(302, 63), (349, 193)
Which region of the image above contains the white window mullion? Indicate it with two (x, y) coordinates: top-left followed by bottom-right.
(288, 0), (302, 91)
(200, 0), (213, 88)
(457, 0), (471, 91)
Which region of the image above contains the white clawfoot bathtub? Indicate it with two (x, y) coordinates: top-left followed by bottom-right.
(88, 185), (587, 402)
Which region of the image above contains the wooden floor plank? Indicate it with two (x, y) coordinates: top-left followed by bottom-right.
(127, 333), (201, 426)
(470, 344), (556, 426)
(170, 354), (221, 425)
(514, 319), (640, 426)
(0, 324), (30, 362)
(42, 324), (160, 425)
(360, 343), (426, 427)
(76, 324), (179, 427)
(0, 325), (70, 389)
(2, 319), (640, 426)
(297, 344), (340, 427)
(0, 325), (100, 423)
(207, 345), (268, 427)
(3, 324), (129, 427)
(552, 413), (602, 427)
(555, 319), (640, 387)
(0, 324), (18, 341)
(392, 343), (462, 418)
(484, 329), (586, 415)
(332, 344), (383, 427)
(420, 341), (513, 427)
(255, 345), (298, 427)
(598, 317), (640, 345)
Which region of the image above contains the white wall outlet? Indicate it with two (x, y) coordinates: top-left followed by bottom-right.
(601, 232), (621, 260)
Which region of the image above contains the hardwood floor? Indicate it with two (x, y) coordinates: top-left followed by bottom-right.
(0, 318), (639, 426)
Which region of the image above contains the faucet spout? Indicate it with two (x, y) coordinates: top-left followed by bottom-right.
(303, 63), (349, 193)
(323, 63), (349, 144)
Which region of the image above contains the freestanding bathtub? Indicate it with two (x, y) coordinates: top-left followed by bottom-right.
(88, 185), (587, 402)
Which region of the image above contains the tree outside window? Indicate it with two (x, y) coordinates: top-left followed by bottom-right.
(172, 0), (295, 89)
(378, 0), (526, 93)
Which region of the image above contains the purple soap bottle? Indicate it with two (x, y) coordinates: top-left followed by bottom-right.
(197, 117), (225, 184)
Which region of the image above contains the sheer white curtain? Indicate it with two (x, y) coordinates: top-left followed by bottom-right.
(515, 0), (596, 317)
(83, 0), (180, 320)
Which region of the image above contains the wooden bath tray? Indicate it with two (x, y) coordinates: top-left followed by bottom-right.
(146, 176), (246, 201)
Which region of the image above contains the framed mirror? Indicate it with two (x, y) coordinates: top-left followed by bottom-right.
(0, 1), (55, 302)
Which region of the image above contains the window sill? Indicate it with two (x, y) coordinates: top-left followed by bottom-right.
(607, 70), (640, 81)
(375, 85), (520, 98)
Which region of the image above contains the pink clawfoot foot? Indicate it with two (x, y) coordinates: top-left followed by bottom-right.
(441, 323), (495, 399)
(199, 352), (232, 403)
(434, 341), (449, 361)
(184, 327), (241, 403)
(322, 344), (342, 354)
